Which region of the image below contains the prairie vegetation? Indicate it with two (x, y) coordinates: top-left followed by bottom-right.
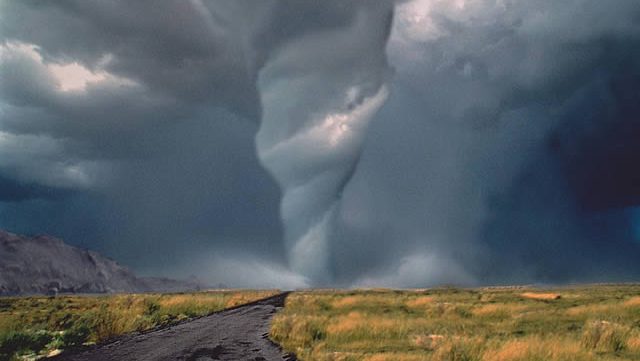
(0, 290), (277, 360)
(270, 285), (640, 361)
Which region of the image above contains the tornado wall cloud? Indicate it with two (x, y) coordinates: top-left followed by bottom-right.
(255, 2), (393, 284)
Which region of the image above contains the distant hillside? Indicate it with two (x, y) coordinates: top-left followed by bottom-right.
(0, 229), (203, 296)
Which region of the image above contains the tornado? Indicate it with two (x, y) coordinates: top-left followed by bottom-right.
(255, 2), (394, 284)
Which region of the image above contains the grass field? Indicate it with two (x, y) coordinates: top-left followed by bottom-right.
(2, 285), (639, 361)
(0, 290), (277, 360)
(270, 285), (640, 361)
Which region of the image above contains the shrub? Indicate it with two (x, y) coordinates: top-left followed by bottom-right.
(0, 329), (52, 357)
(298, 317), (327, 346)
(87, 305), (123, 342)
(143, 299), (161, 316)
(433, 337), (483, 361)
(62, 323), (91, 347)
(455, 306), (473, 319)
(581, 320), (628, 353)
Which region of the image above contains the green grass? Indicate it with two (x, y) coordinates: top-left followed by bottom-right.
(0, 290), (277, 360)
(269, 285), (640, 361)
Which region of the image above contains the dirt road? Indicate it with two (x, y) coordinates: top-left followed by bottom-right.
(53, 292), (296, 361)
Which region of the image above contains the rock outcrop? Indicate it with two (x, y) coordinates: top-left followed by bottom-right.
(0, 229), (202, 296)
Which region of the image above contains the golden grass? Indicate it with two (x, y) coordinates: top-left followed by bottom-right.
(483, 339), (532, 361)
(324, 311), (412, 341)
(0, 290), (277, 359)
(483, 337), (595, 361)
(326, 312), (365, 334)
(432, 336), (484, 361)
(624, 296), (640, 307)
(581, 320), (630, 353)
(412, 334), (445, 350)
(520, 292), (561, 301)
(270, 285), (640, 361)
(363, 353), (426, 361)
(405, 296), (435, 308)
(472, 303), (528, 317)
(565, 303), (614, 316)
(627, 335), (640, 353)
(332, 296), (363, 309)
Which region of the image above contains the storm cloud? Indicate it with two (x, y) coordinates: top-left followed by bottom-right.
(333, 0), (640, 286)
(1, 0), (639, 287)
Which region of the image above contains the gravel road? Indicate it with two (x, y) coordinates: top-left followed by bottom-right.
(52, 292), (296, 361)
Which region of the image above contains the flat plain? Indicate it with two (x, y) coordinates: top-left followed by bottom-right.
(2, 285), (640, 361)
(270, 285), (640, 361)
(0, 290), (278, 360)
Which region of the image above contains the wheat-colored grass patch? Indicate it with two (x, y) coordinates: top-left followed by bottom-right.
(520, 292), (561, 301)
(623, 296), (640, 307)
(405, 296), (435, 308)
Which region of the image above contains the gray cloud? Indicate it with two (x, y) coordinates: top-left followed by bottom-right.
(255, 1), (394, 283)
(328, 0), (640, 286)
(0, 0), (284, 282)
(1, 0), (639, 287)
(0, 0), (259, 117)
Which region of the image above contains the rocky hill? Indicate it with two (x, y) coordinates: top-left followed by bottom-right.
(0, 229), (202, 296)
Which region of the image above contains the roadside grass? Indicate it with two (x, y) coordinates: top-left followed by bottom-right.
(0, 290), (277, 360)
(270, 285), (640, 361)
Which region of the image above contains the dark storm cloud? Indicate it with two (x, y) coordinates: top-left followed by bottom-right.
(327, 0), (640, 286)
(0, 0), (285, 284)
(0, 174), (72, 202)
(0, 0), (394, 286)
(0, 0), (260, 118)
(557, 69), (640, 210)
(1, 0), (640, 287)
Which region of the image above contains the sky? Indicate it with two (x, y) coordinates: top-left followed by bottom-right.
(1, 0), (640, 288)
